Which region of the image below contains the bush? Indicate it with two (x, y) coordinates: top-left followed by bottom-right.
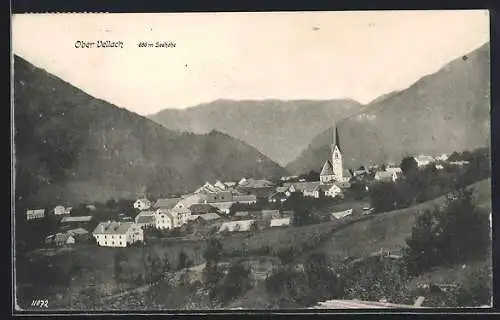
(404, 186), (490, 276)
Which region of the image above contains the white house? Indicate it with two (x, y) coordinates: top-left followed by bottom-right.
(218, 220), (255, 233)
(414, 155), (435, 168)
(93, 221), (144, 247)
(53, 205), (67, 215)
(385, 167), (403, 175)
(374, 171), (398, 182)
(134, 198), (152, 211)
(270, 217), (291, 227)
(26, 209), (45, 220)
(322, 184), (342, 198)
(153, 210), (174, 230)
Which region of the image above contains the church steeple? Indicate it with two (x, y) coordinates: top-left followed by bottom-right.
(333, 126), (342, 153)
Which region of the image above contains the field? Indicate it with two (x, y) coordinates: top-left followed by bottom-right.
(313, 178), (491, 262)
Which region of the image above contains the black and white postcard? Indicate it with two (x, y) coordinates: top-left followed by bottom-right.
(11, 10), (492, 312)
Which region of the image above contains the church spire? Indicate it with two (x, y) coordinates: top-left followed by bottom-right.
(332, 125), (341, 153)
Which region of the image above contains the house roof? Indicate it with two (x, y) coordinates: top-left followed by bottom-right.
(330, 209), (353, 219)
(200, 212), (221, 221)
(276, 186), (289, 193)
(268, 192), (287, 199)
(27, 209), (45, 215)
(61, 216), (93, 223)
(136, 215), (155, 224)
(189, 203), (217, 213)
(218, 220), (255, 232)
(233, 194), (257, 202)
(93, 221), (135, 235)
(270, 217), (291, 227)
(67, 228), (89, 236)
(135, 198), (151, 204)
(375, 171), (396, 180)
(237, 178), (273, 188)
(153, 198), (181, 209)
(290, 181), (321, 192)
(320, 160), (335, 176)
(343, 169), (353, 177)
(210, 202), (233, 211)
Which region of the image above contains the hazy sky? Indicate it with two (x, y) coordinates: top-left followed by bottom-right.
(12, 11), (489, 115)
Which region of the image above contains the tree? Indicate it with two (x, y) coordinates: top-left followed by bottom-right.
(114, 249), (127, 284)
(177, 250), (189, 270)
(400, 156), (418, 176)
(369, 182), (398, 213)
(217, 262), (253, 305)
(304, 252), (343, 303)
(203, 238), (225, 308)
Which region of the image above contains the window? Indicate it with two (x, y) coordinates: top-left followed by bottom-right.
(112, 241), (115, 245)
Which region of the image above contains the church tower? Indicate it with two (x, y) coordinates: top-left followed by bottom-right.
(331, 126), (343, 181)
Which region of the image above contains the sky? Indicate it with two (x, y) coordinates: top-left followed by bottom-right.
(12, 10), (489, 115)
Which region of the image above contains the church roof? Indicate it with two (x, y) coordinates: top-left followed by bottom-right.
(334, 126), (342, 153)
(320, 160), (334, 176)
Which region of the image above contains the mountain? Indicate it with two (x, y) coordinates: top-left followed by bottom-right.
(148, 99), (363, 166)
(286, 42), (491, 174)
(13, 56), (287, 209)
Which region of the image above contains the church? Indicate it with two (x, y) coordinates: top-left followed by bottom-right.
(320, 126), (350, 184)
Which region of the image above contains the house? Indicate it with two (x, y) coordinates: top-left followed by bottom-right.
(64, 207), (73, 215)
(86, 204), (97, 211)
(318, 183), (342, 198)
(133, 198), (152, 211)
(54, 233), (74, 246)
(153, 210), (174, 230)
(189, 203), (218, 215)
(194, 182), (218, 194)
(276, 186), (292, 196)
(435, 164), (444, 170)
(385, 166), (403, 175)
(261, 210), (281, 220)
(330, 209), (353, 220)
(53, 205), (67, 215)
(268, 192), (288, 203)
(153, 198), (182, 211)
(235, 211), (249, 218)
(218, 220), (256, 233)
(199, 212), (221, 222)
(209, 202), (233, 214)
(288, 181), (322, 197)
(414, 155), (435, 167)
(233, 194), (257, 204)
(353, 168), (368, 177)
(60, 216), (93, 224)
(448, 160), (470, 167)
(270, 217), (291, 227)
(436, 153), (449, 161)
(177, 194), (204, 209)
(93, 221), (144, 247)
(66, 228), (90, 242)
(214, 180), (227, 191)
(205, 191), (233, 203)
(134, 211), (156, 229)
(171, 207), (192, 226)
(374, 170), (398, 183)
(237, 178), (273, 188)
(26, 209), (45, 221)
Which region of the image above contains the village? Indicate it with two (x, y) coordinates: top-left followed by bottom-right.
(24, 127), (470, 250)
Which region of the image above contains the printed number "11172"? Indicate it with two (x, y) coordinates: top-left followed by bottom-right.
(31, 299), (48, 308)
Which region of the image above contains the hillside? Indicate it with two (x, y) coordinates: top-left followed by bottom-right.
(13, 56), (287, 209)
(286, 42), (491, 173)
(148, 99), (363, 166)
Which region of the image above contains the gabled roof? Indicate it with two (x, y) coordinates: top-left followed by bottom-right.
(153, 198), (181, 209)
(67, 228), (89, 236)
(375, 171), (396, 180)
(290, 181), (321, 192)
(189, 203), (217, 214)
(200, 212), (221, 221)
(93, 221), (136, 235)
(343, 168), (353, 177)
(136, 215), (155, 224)
(61, 216), (93, 223)
(320, 160), (335, 176)
(330, 209), (353, 219)
(276, 186), (290, 193)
